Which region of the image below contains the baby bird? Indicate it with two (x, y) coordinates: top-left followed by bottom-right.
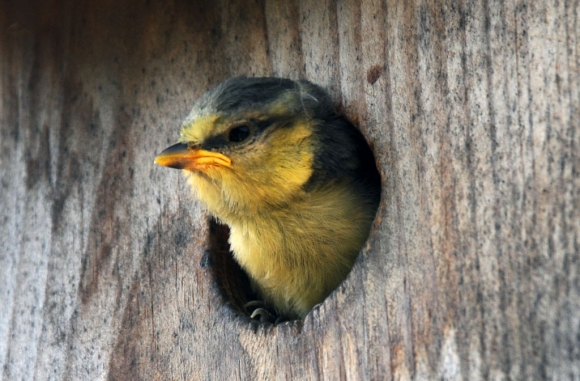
(155, 77), (380, 320)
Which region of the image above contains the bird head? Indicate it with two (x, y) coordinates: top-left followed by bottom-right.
(155, 77), (377, 223)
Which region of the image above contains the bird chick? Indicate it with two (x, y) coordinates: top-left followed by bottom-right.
(155, 77), (380, 320)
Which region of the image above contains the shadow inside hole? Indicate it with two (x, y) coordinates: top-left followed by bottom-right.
(207, 219), (256, 317)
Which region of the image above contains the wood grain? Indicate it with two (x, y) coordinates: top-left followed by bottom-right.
(1, 0), (578, 380)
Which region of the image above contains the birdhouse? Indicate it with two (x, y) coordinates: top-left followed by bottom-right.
(1, 1), (578, 380)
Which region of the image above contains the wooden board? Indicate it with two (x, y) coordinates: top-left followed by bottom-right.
(1, 0), (578, 379)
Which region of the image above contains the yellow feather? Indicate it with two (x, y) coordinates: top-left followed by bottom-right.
(182, 120), (374, 319)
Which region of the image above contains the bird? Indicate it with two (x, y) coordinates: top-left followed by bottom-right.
(155, 77), (381, 320)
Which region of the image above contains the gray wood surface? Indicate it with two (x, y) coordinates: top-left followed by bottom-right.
(1, 0), (578, 380)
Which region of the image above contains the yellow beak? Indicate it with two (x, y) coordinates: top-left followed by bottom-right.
(154, 143), (231, 171)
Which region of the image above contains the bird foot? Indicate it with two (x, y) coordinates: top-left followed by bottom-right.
(244, 300), (280, 323)
(250, 308), (273, 322)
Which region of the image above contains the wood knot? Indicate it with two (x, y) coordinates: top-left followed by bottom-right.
(366, 64), (383, 85)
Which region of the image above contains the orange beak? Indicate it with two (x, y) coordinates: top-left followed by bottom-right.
(154, 143), (231, 171)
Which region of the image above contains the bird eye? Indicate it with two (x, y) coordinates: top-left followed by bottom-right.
(228, 125), (251, 143)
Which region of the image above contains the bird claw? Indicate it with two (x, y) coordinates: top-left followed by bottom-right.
(250, 308), (272, 322)
(245, 300), (278, 323)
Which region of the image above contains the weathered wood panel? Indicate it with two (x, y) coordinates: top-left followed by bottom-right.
(1, 0), (578, 380)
